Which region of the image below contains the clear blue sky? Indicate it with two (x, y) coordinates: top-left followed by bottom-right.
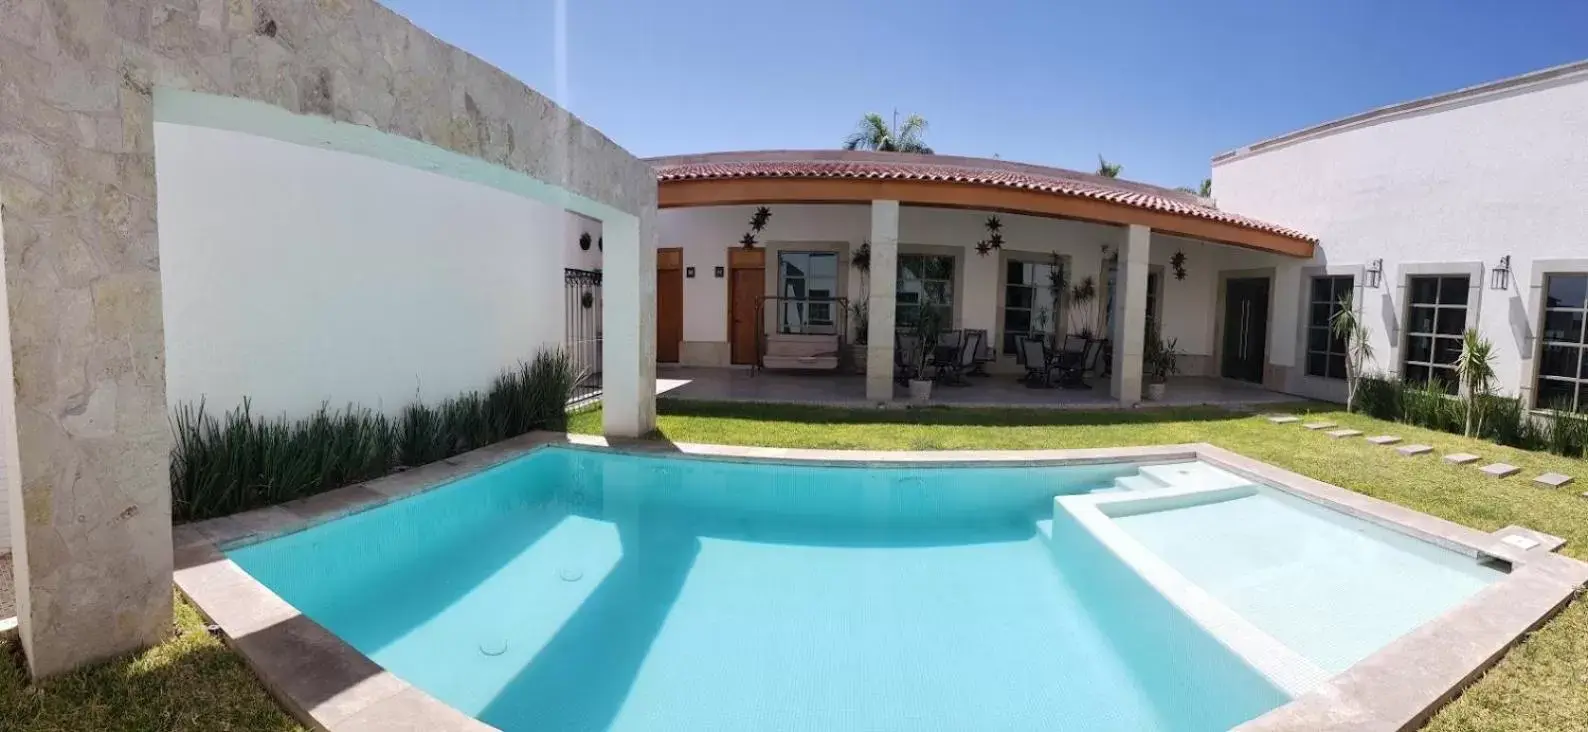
(381, 0), (1588, 189)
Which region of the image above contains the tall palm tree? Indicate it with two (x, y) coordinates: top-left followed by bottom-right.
(1176, 179), (1214, 198)
(1096, 155), (1122, 178)
(843, 112), (933, 154)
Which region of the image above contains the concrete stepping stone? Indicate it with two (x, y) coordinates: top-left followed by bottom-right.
(1534, 473), (1574, 488)
(1397, 444), (1433, 456)
(1443, 453), (1481, 465)
(1267, 415), (1301, 424)
(1479, 463), (1520, 478)
(1325, 428), (1363, 438)
(1302, 421), (1336, 430)
(1365, 435), (1402, 445)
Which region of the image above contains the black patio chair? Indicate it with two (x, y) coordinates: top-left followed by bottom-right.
(937, 330), (983, 386)
(1055, 338), (1104, 389)
(964, 329), (995, 376)
(1019, 338), (1056, 388)
(894, 333), (921, 385)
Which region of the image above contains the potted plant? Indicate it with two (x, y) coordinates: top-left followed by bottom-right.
(907, 299), (945, 403)
(1143, 323), (1180, 400)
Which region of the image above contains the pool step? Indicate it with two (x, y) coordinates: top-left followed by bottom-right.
(1111, 474), (1165, 492)
(1035, 518), (1054, 542)
(1138, 462), (1251, 492)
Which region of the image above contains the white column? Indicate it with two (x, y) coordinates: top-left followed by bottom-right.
(866, 201), (900, 402)
(602, 211), (657, 437)
(1110, 225), (1151, 405)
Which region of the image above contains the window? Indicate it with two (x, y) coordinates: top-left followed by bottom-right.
(776, 251), (838, 334)
(896, 254), (954, 332)
(1102, 267), (1163, 340)
(1536, 274), (1588, 411)
(1401, 275), (1469, 392)
(1003, 259), (1062, 353)
(1305, 276), (1353, 379)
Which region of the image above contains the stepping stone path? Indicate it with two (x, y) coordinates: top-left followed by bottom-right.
(1325, 428), (1363, 438)
(1365, 435), (1402, 445)
(1480, 463), (1520, 478)
(1533, 473), (1574, 488)
(1397, 444), (1434, 456)
(1303, 422), (1336, 430)
(1443, 453), (1481, 465)
(1267, 415), (1301, 424)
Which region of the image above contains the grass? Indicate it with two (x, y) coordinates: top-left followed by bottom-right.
(570, 400), (1588, 732)
(1, 593), (305, 732)
(4, 400), (1583, 730)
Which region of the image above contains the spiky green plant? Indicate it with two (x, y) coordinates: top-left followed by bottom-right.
(172, 349), (576, 521)
(1453, 328), (1497, 437)
(1329, 294), (1373, 412)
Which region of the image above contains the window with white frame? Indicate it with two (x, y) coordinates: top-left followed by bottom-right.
(1536, 273), (1588, 411)
(896, 254), (954, 332)
(1401, 275), (1469, 393)
(1002, 259), (1062, 353)
(1305, 275), (1353, 379)
(777, 251), (838, 334)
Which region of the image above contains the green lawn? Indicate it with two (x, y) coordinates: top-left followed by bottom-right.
(1, 592), (304, 732)
(3, 400), (1583, 731)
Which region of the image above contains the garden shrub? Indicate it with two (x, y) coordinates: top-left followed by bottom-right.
(1346, 372), (1585, 459)
(171, 348), (578, 521)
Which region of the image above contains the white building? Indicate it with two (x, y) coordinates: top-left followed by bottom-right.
(1215, 59), (1588, 409)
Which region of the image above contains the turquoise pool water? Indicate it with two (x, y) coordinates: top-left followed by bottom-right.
(229, 448), (1294, 731)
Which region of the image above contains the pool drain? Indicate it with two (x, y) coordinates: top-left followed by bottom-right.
(480, 639), (507, 656)
(559, 567), (583, 582)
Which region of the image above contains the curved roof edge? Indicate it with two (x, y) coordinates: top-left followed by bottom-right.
(1214, 58), (1588, 165)
(648, 150), (1316, 257)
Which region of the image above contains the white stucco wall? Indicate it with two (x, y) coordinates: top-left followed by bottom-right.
(155, 122), (570, 419)
(658, 204), (1245, 372)
(1214, 66), (1588, 403)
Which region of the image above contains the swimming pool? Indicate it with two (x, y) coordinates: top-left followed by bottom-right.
(225, 446), (1505, 732)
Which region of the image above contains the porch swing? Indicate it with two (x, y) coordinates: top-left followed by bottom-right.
(752, 295), (850, 373)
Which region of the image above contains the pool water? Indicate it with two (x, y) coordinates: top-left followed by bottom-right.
(226, 448), (1479, 732)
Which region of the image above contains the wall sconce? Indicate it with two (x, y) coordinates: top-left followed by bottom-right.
(1365, 258), (1383, 288)
(686, 266), (696, 279)
(1490, 255), (1511, 290)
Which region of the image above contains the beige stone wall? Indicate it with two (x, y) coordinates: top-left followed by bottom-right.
(0, 0), (655, 677)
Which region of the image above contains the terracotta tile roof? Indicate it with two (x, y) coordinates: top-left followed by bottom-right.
(649, 151), (1315, 243)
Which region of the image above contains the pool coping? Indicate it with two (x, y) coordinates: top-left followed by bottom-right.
(171, 432), (1588, 732)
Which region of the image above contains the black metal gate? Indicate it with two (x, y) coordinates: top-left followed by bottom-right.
(564, 268), (603, 406)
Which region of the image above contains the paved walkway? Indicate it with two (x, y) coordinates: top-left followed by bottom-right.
(657, 367), (1302, 409)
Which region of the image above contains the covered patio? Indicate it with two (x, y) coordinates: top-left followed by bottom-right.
(651, 151), (1319, 408)
(656, 367), (1302, 410)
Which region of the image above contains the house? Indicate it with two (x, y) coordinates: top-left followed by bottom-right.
(647, 59), (1588, 411)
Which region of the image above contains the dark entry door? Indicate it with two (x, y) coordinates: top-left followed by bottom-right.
(1221, 277), (1270, 383)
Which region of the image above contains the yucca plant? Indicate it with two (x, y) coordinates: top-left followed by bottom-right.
(172, 349), (576, 521)
(1329, 294), (1373, 412)
(1453, 328), (1497, 437)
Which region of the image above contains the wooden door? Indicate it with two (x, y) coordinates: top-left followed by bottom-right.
(1220, 277), (1271, 383)
(657, 248), (683, 363)
(728, 248), (766, 365)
